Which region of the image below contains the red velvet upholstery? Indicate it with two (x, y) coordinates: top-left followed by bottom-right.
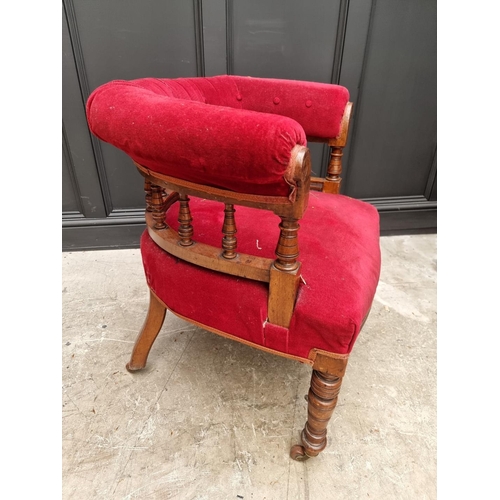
(141, 192), (381, 358)
(86, 76), (349, 198)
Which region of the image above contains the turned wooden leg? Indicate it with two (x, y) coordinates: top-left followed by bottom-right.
(126, 290), (167, 372)
(290, 370), (343, 461)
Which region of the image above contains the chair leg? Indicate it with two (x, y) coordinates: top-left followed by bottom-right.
(290, 369), (343, 461)
(126, 290), (167, 372)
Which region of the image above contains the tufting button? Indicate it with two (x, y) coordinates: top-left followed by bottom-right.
(305, 100), (312, 108)
(273, 97), (280, 105)
(236, 94), (242, 101)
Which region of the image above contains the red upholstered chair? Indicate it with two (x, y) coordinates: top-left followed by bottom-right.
(86, 76), (381, 460)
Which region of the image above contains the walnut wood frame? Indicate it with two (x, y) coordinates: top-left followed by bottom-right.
(127, 102), (360, 460)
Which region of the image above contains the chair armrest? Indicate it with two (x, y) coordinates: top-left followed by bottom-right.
(86, 80), (307, 198)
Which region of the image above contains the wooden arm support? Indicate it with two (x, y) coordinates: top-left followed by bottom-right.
(308, 101), (353, 194)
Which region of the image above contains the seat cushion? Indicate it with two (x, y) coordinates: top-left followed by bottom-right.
(141, 192), (381, 359)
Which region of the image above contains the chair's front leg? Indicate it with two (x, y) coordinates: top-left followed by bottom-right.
(126, 290), (166, 372)
(290, 369), (343, 460)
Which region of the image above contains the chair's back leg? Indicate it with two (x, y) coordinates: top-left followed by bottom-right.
(126, 290), (167, 372)
(324, 146), (343, 194)
(314, 101), (353, 195)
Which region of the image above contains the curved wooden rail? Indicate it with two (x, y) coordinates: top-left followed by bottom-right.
(146, 212), (274, 283)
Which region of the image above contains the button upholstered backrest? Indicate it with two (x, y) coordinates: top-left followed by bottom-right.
(86, 76), (349, 199)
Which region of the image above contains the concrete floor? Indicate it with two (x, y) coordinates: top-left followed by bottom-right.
(62, 234), (436, 500)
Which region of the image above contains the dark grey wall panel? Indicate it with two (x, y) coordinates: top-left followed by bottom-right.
(63, 4), (106, 219)
(230, 0), (340, 82)
(379, 209), (436, 234)
(72, 0), (199, 88)
(63, 224), (146, 251)
(343, 0), (437, 199)
(96, 145), (145, 211)
(63, 0), (437, 250)
(70, 0), (200, 212)
(229, 0), (343, 176)
(62, 128), (82, 215)
(430, 177), (437, 202)
(425, 148), (437, 202)
(337, 1), (372, 183)
(201, 0), (227, 76)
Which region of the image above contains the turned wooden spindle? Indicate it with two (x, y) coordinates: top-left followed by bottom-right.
(222, 204), (237, 259)
(274, 218), (300, 271)
(325, 146), (343, 194)
(177, 194), (194, 246)
(151, 184), (167, 230)
(161, 188), (169, 206)
(291, 370), (343, 460)
(144, 179), (153, 212)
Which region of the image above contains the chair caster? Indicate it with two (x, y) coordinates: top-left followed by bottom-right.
(290, 445), (310, 461)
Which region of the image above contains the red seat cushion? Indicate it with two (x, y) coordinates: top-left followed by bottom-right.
(141, 192), (381, 359)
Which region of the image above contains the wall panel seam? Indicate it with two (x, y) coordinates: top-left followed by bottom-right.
(63, 0), (114, 216)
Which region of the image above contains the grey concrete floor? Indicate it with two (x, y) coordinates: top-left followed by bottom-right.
(62, 234), (436, 500)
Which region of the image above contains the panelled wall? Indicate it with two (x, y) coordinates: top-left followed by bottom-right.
(62, 0), (436, 250)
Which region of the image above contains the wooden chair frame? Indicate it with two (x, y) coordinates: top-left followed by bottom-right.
(127, 102), (358, 460)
